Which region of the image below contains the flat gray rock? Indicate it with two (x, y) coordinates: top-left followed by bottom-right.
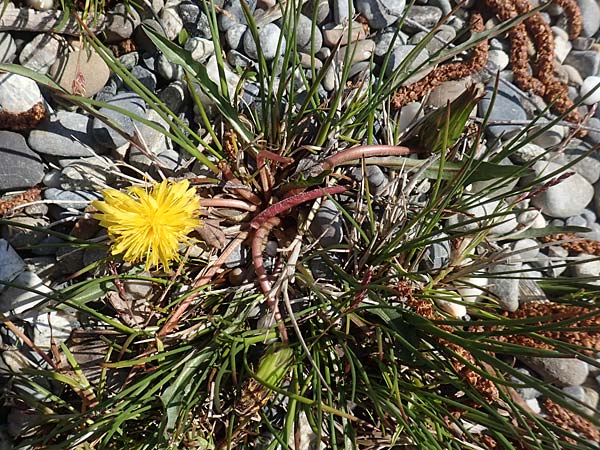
(0, 73), (44, 114)
(520, 356), (589, 386)
(479, 83), (528, 139)
(44, 188), (102, 210)
(355, 0), (405, 29)
(0, 32), (16, 63)
(0, 131), (44, 191)
(529, 160), (594, 218)
(19, 33), (66, 74)
(28, 110), (101, 157)
(92, 92), (146, 149)
(578, 0), (600, 37)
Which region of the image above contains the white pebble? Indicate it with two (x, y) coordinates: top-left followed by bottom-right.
(580, 76), (600, 105)
(25, 0), (54, 10)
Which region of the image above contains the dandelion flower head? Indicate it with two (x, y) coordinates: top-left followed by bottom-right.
(92, 179), (201, 270)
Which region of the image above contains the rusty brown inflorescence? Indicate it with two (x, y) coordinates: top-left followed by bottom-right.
(392, 12), (488, 108)
(543, 398), (599, 444)
(0, 102), (47, 130)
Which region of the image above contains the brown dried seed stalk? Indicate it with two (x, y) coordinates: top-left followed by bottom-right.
(392, 12), (488, 109)
(489, 302), (600, 355)
(540, 232), (600, 256)
(543, 398), (599, 443)
(0, 102), (47, 130)
(0, 186), (42, 216)
(404, 295), (500, 403)
(555, 0), (583, 40)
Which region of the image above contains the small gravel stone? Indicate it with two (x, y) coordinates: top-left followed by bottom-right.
(43, 188), (102, 210)
(19, 33), (66, 74)
(219, 0), (257, 31)
(374, 29), (406, 56)
(386, 44), (429, 76)
(226, 24), (247, 50)
(157, 53), (184, 81)
(510, 142), (546, 164)
(336, 39), (376, 64)
(303, 0), (330, 24)
(580, 75), (600, 105)
(530, 124), (566, 148)
(28, 110), (100, 157)
(0, 239), (26, 285)
(130, 65), (157, 92)
(0, 131), (44, 191)
(296, 14), (323, 54)
(105, 2), (140, 42)
(529, 160), (594, 218)
(520, 356), (589, 386)
(60, 156), (115, 191)
(510, 367), (542, 400)
(185, 36), (215, 63)
(243, 23), (286, 60)
(0, 32), (16, 63)
(479, 82), (528, 139)
(572, 254), (600, 278)
(564, 50), (600, 79)
(402, 5), (442, 34)
(512, 239), (540, 261)
(553, 34), (572, 63)
(562, 385), (597, 414)
(355, 0), (405, 29)
(0, 270), (52, 316)
(0, 73), (45, 118)
(92, 92), (146, 149)
(577, 0), (600, 37)
(310, 199), (343, 247)
(423, 234), (451, 270)
(488, 259), (521, 312)
(1, 217), (48, 248)
(333, 0), (355, 24)
(161, 0), (184, 40)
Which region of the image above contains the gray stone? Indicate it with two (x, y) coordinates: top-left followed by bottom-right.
(450, 196), (517, 235)
(44, 188), (102, 210)
(59, 156), (116, 191)
(562, 385), (597, 414)
(429, 0), (451, 15)
(92, 92), (146, 149)
(158, 80), (188, 114)
(530, 124), (567, 148)
(0, 239), (26, 287)
(310, 199), (343, 246)
(296, 14), (323, 54)
(584, 116), (600, 145)
(355, 0), (405, 29)
(402, 5), (442, 34)
(410, 25), (455, 55)
(130, 65), (157, 92)
(303, 0), (330, 24)
(374, 30), (406, 57)
(573, 36), (595, 50)
(157, 149), (185, 172)
(546, 245), (568, 277)
(386, 44), (429, 76)
(19, 33), (67, 74)
(529, 160), (594, 218)
(119, 52), (139, 70)
(243, 23), (286, 61)
(510, 367), (542, 400)
(129, 110), (172, 171)
(123, 272), (154, 300)
(551, 142), (600, 184)
(161, 1), (184, 40)
(226, 24), (247, 50)
(572, 254), (600, 278)
(336, 39), (376, 64)
(157, 53), (184, 81)
(31, 235), (63, 256)
(185, 36), (215, 63)
(105, 2), (140, 42)
(577, 0), (600, 37)
(512, 239), (540, 261)
(28, 110), (100, 157)
(510, 142), (546, 164)
(479, 82), (528, 139)
(351, 165), (389, 194)
(333, 0), (354, 24)
(520, 356), (589, 386)
(564, 50), (600, 79)
(488, 259), (521, 312)
(0, 32), (16, 63)
(423, 234), (450, 270)
(582, 208), (597, 227)
(1, 217), (48, 248)
(0, 73), (44, 116)
(219, 0), (257, 31)
(396, 101), (423, 132)
(0, 131), (44, 191)
(0, 270), (52, 316)
(566, 214), (588, 228)
(30, 309), (78, 350)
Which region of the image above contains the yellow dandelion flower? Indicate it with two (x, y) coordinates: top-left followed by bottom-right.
(92, 179), (201, 270)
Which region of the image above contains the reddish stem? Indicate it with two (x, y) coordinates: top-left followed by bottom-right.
(256, 150), (294, 198)
(251, 185), (348, 229)
(320, 145), (419, 171)
(219, 161), (263, 206)
(200, 198), (257, 212)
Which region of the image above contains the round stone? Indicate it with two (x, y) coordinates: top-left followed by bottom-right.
(580, 76), (600, 105)
(243, 23), (286, 60)
(50, 45), (110, 98)
(0, 131), (44, 191)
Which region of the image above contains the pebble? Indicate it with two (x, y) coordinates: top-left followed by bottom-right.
(425, 78), (472, 107)
(157, 53), (184, 81)
(386, 45), (429, 76)
(529, 160), (594, 218)
(578, 0), (600, 37)
(0, 32), (16, 63)
(350, 165), (389, 194)
(295, 15), (323, 54)
(551, 143), (600, 184)
(455, 275), (488, 303)
(43, 188), (102, 210)
(130, 65), (157, 92)
(159, 80), (188, 114)
(580, 75), (600, 105)
(323, 22), (368, 48)
(336, 39), (376, 64)
(31, 310), (78, 351)
(309, 199), (344, 247)
(28, 110), (101, 157)
(161, 1), (184, 40)
(0, 270), (52, 316)
(562, 385), (598, 414)
(333, 0), (355, 25)
(510, 367), (542, 400)
(129, 110), (172, 171)
(0, 239), (26, 286)
(402, 5), (442, 34)
(1, 217), (48, 249)
(423, 234), (451, 270)
(0, 73), (45, 120)
(487, 49), (509, 72)
(92, 92), (146, 149)
(563, 50), (600, 79)
(488, 259), (521, 312)
(396, 101), (423, 132)
(105, 2), (141, 43)
(50, 44), (110, 97)
(530, 124), (566, 148)
(243, 23), (286, 60)
(572, 254), (600, 278)
(355, 0), (406, 29)
(512, 239), (540, 261)
(303, 0), (330, 24)
(520, 356), (589, 386)
(478, 82), (527, 139)
(226, 24), (247, 50)
(553, 34), (572, 64)
(510, 142), (546, 164)
(0, 131), (44, 191)
(19, 33), (66, 74)
(219, 0), (257, 31)
(185, 37), (215, 63)
(60, 156), (116, 191)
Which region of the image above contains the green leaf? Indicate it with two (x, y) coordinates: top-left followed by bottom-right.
(503, 226), (590, 240)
